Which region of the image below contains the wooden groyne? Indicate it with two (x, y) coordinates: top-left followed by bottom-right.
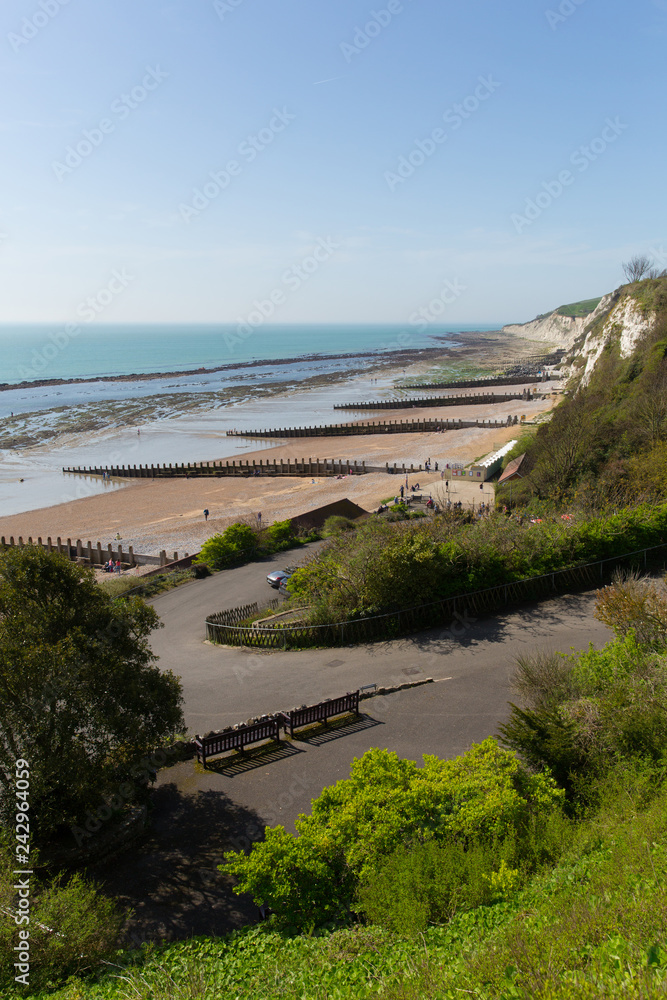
(63, 457), (370, 480)
(225, 415), (522, 440)
(333, 390), (533, 411)
(0, 534), (188, 568)
(403, 373), (551, 390)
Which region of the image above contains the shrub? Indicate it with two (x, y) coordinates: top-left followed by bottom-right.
(223, 740), (562, 929)
(263, 518), (296, 550)
(499, 634), (667, 798)
(594, 570), (667, 648)
(191, 562), (211, 579)
(356, 837), (517, 935)
(0, 842), (124, 991)
(322, 515), (356, 536)
(197, 523), (259, 569)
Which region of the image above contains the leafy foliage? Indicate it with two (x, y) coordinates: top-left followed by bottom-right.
(223, 740), (562, 929)
(196, 519), (317, 571)
(500, 632), (667, 797)
(286, 502), (667, 622)
(23, 775), (667, 999)
(502, 278), (667, 508)
(0, 547), (184, 841)
(0, 838), (124, 991)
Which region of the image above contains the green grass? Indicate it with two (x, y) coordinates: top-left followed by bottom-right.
(98, 568), (196, 599)
(556, 296), (603, 318)
(25, 777), (667, 999)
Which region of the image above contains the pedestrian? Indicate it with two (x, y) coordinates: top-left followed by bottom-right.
(400, 485), (404, 498)
(203, 508), (209, 521)
(257, 512), (262, 525)
(115, 559), (121, 575)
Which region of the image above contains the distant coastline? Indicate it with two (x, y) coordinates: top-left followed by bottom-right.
(0, 344), (462, 393)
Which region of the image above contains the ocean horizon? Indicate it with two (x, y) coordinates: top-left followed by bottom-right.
(0, 322), (503, 386)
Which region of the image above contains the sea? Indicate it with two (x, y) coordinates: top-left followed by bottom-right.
(0, 323), (502, 517)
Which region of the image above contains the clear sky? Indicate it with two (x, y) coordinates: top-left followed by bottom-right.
(1, 0), (665, 326)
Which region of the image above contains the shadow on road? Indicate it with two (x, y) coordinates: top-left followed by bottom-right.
(295, 713), (384, 746)
(93, 783), (261, 944)
(203, 739), (306, 776)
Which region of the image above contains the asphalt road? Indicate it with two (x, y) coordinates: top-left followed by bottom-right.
(100, 546), (612, 943)
(149, 542), (612, 743)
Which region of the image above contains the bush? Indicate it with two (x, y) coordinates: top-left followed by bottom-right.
(262, 518), (296, 550)
(191, 562), (211, 579)
(356, 837), (518, 935)
(0, 842), (124, 991)
(499, 634), (667, 798)
(223, 740), (562, 929)
(322, 516), (356, 536)
(196, 523), (259, 569)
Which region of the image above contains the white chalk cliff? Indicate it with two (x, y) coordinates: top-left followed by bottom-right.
(504, 288), (658, 385)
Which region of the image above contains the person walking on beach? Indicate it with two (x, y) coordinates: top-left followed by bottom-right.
(203, 509), (209, 521)
(400, 485), (404, 499)
(115, 559), (121, 575)
(257, 512), (262, 525)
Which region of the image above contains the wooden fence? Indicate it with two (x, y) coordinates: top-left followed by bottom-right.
(205, 541), (667, 650)
(206, 599), (281, 628)
(279, 691), (360, 737)
(0, 534), (186, 568)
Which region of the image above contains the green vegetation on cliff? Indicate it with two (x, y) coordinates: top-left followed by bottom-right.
(502, 277), (667, 508)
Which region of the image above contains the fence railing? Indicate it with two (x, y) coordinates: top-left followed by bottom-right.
(206, 599), (281, 628)
(205, 542), (667, 650)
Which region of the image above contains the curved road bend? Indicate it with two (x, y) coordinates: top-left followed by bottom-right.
(149, 544), (612, 819)
(98, 547), (612, 943)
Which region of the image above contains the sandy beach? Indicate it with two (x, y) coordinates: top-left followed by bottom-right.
(0, 383), (555, 556)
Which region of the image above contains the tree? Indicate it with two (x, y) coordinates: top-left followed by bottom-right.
(0, 547), (184, 842)
(622, 254), (655, 283)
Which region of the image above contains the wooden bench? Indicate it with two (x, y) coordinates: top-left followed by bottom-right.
(280, 691), (360, 738)
(194, 717), (281, 767)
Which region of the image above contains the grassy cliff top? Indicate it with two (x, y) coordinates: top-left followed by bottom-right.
(556, 296), (603, 317)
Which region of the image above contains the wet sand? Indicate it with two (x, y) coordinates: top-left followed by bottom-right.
(0, 385), (555, 555)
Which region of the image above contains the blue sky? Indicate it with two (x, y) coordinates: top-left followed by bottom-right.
(1, 0), (665, 326)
